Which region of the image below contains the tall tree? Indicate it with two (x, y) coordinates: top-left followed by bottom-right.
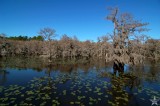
(106, 8), (148, 74)
(38, 27), (56, 62)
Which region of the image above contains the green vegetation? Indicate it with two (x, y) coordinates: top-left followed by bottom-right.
(0, 71), (159, 106)
(6, 35), (44, 41)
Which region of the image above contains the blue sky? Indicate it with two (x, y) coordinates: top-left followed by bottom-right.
(0, 0), (160, 41)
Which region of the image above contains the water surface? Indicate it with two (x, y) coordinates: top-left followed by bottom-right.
(0, 57), (160, 106)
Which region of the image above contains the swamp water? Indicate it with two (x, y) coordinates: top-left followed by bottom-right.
(0, 57), (160, 106)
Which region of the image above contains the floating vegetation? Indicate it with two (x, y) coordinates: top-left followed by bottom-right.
(70, 102), (74, 104)
(0, 68), (160, 106)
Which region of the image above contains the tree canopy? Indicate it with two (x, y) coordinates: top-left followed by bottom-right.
(6, 35), (44, 41)
(106, 8), (149, 65)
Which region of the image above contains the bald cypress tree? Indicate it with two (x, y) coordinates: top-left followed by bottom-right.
(106, 8), (149, 74)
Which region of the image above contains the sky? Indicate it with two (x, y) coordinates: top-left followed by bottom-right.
(0, 0), (160, 41)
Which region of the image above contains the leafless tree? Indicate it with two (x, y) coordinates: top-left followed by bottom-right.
(38, 27), (56, 62)
(97, 35), (110, 58)
(106, 8), (149, 73)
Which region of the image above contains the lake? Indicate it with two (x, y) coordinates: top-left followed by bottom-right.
(0, 57), (160, 106)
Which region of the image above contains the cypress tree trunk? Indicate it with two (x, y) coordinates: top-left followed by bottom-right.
(113, 61), (124, 75)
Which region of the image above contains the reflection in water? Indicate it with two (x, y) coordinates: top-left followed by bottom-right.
(0, 58), (11, 85)
(146, 61), (160, 83)
(116, 75), (140, 105)
(0, 57), (160, 106)
(0, 69), (9, 85)
(99, 70), (142, 106)
(0, 57), (160, 85)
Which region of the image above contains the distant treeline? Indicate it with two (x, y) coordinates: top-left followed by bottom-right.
(0, 34), (111, 59)
(0, 34), (160, 60)
(6, 35), (43, 41)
